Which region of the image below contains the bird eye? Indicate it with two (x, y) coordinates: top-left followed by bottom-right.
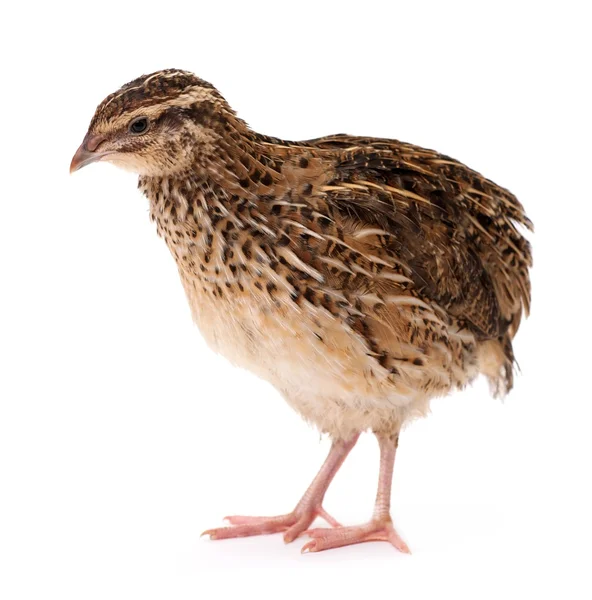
(129, 117), (149, 135)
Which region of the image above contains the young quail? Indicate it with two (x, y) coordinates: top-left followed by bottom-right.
(71, 69), (532, 553)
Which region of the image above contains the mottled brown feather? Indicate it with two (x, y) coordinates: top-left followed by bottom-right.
(80, 70), (533, 434)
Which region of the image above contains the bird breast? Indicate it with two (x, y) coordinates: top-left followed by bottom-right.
(144, 177), (477, 437)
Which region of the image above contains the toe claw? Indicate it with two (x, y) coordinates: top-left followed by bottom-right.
(283, 521), (305, 543)
(205, 505), (340, 544)
(302, 520), (410, 553)
(392, 538), (411, 554)
(204, 512), (410, 553)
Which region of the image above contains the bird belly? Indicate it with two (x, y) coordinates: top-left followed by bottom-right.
(179, 273), (445, 438)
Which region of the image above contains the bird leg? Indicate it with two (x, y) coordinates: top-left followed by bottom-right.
(202, 434), (359, 543)
(302, 432), (410, 553)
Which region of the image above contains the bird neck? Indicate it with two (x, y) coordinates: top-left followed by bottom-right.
(139, 119), (300, 227)
(138, 126), (302, 304)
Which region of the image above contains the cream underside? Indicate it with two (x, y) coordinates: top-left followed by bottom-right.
(179, 271), (456, 439)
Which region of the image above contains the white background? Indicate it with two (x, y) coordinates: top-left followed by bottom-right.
(1, 1), (590, 598)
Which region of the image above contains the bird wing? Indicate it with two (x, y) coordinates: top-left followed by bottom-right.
(302, 134), (533, 341)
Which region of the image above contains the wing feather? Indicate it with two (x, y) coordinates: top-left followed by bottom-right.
(304, 134), (532, 340)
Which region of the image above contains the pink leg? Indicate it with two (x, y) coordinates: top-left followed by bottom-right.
(202, 434), (359, 543)
(303, 432), (410, 554)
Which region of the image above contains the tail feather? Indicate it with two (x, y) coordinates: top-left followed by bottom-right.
(477, 336), (515, 398)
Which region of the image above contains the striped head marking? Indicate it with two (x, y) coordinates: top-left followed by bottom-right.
(71, 69), (233, 176)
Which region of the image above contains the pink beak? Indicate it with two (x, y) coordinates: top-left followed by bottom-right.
(70, 133), (108, 173)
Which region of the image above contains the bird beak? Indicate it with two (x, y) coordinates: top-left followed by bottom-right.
(69, 133), (108, 174)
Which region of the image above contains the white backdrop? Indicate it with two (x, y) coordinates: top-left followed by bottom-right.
(1, 1), (590, 598)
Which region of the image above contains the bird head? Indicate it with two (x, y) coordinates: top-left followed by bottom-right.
(70, 69), (234, 177)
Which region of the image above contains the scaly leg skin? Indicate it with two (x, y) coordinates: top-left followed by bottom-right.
(302, 432), (411, 554)
(202, 434), (359, 543)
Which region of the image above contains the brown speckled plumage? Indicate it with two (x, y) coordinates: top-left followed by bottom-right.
(72, 69), (533, 552)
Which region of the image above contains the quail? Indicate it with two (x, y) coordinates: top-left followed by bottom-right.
(71, 69), (532, 553)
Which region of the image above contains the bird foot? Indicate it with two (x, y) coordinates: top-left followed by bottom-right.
(202, 505), (341, 543)
(302, 519), (411, 554)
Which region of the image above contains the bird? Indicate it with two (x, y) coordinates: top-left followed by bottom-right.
(71, 69), (532, 554)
